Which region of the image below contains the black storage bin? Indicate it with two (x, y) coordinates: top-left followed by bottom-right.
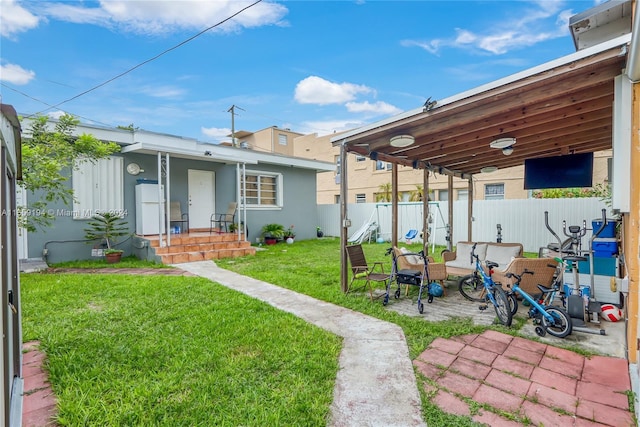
(396, 269), (421, 286)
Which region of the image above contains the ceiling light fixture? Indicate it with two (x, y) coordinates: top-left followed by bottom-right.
(390, 135), (415, 148)
(480, 166), (498, 173)
(502, 146), (514, 156)
(490, 137), (516, 149)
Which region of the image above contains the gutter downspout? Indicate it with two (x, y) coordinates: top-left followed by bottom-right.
(627, 0), (640, 82)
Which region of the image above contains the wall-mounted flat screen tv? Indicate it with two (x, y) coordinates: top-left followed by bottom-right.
(524, 152), (593, 189)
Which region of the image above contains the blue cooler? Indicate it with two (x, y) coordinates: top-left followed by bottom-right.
(592, 238), (617, 257)
(592, 219), (616, 238)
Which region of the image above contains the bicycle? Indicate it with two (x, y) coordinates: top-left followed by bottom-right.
(457, 243), (513, 326)
(504, 257), (566, 317)
(505, 270), (572, 338)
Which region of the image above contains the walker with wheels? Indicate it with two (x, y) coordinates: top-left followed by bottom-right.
(383, 247), (433, 314)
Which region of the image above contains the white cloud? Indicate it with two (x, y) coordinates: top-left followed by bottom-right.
(201, 126), (231, 140)
(0, 0), (40, 38)
(294, 76), (373, 105)
(138, 85), (186, 99)
(345, 101), (401, 116)
(47, 110), (67, 120)
(300, 119), (364, 136)
(400, 39), (441, 55)
(0, 63), (35, 84)
(402, 1), (571, 55)
(41, 0), (288, 35)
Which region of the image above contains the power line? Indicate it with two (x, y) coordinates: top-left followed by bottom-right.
(1, 82), (114, 127)
(31, 0), (263, 117)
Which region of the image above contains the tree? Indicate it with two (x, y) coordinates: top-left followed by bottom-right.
(376, 183), (392, 202)
(409, 184), (423, 202)
(20, 114), (120, 231)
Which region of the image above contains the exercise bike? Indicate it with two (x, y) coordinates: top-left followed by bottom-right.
(544, 210), (607, 336)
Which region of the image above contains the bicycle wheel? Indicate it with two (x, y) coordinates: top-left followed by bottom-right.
(541, 306), (572, 338)
(490, 286), (513, 327)
(507, 291), (518, 316)
(458, 274), (485, 302)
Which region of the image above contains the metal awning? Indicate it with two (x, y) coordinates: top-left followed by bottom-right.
(332, 34), (630, 177)
(121, 141), (258, 165)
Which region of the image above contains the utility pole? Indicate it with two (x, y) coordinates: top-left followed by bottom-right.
(227, 105), (244, 147)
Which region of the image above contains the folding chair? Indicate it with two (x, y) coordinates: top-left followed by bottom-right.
(210, 202), (237, 234)
(169, 201), (189, 233)
(345, 244), (389, 301)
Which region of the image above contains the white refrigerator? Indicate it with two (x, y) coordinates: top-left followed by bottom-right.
(135, 183), (165, 235)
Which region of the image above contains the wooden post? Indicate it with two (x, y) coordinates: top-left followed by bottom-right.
(392, 163), (398, 247)
(447, 175), (453, 251)
(626, 82), (640, 363)
(468, 177), (473, 242)
(340, 141), (349, 293)
(423, 168), (430, 255)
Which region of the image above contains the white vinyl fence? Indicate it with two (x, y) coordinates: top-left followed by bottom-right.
(316, 198), (611, 253)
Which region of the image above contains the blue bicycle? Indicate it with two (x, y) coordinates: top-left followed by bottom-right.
(506, 270), (572, 338)
(457, 243), (513, 326)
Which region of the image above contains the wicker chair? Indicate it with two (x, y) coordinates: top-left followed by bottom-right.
(493, 258), (559, 295)
(393, 247), (448, 296)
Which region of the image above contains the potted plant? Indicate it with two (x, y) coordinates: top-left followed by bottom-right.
(284, 225), (296, 243)
(316, 226), (324, 238)
(84, 212), (130, 263)
(261, 223), (285, 245)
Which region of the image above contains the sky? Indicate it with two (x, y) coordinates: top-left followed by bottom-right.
(0, 0), (607, 144)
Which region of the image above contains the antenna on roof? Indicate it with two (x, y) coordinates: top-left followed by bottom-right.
(227, 105), (245, 147)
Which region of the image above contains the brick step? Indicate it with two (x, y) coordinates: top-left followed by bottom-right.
(154, 241), (252, 255)
(147, 233), (245, 247)
(159, 247), (256, 264)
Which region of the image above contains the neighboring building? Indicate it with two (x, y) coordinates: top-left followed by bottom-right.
(20, 119), (333, 264)
(293, 131), (612, 205)
(229, 126), (304, 157)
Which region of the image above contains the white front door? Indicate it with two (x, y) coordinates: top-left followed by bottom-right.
(188, 169), (215, 230)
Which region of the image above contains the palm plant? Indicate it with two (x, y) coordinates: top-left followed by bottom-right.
(376, 183), (392, 202)
(409, 185), (423, 202)
(84, 212), (129, 252)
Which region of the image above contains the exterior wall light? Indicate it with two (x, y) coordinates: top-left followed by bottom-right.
(490, 137), (516, 149)
(480, 166), (498, 173)
(390, 135), (415, 148)
(502, 146), (514, 156)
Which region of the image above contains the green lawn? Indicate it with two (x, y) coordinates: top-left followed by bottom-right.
(21, 273), (341, 425)
(23, 238), (515, 426)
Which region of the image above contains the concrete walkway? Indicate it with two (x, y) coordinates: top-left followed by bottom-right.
(175, 261), (426, 427)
